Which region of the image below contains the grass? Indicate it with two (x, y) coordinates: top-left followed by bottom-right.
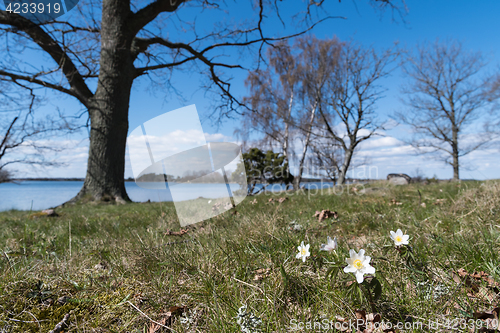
(0, 180), (499, 332)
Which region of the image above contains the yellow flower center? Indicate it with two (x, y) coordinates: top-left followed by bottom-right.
(353, 259), (363, 269)
(301, 248), (307, 255)
(395, 235), (403, 243)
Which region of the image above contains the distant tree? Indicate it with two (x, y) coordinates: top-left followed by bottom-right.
(316, 42), (397, 184)
(485, 72), (500, 102)
(0, 168), (10, 183)
(231, 148), (292, 196)
(240, 36), (342, 189)
(396, 40), (494, 180)
(0, 83), (74, 182)
(240, 40), (301, 183)
(293, 36), (342, 189)
(308, 140), (343, 183)
(484, 72), (500, 135)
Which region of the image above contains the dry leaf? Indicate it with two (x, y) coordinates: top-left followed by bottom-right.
(165, 229), (188, 236)
(250, 199), (257, 205)
(389, 199), (402, 206)
(456, 268), (499, 288)
(420, 202), (426, 208)
(313, 209), (338, 222)
(278, 197), (288, 203)
(169, 305), (186, 315)
(433, 198), (446, 205)
(253, 268), (271, 281)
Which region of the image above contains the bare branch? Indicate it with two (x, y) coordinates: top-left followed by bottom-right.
(0, 12), (94, 105)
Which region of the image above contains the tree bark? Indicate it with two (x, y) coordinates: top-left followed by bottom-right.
(451, 124), (460, 181)
(337, 147), (354, 185)
(283, 91), (294, 188)
(293, 100), (318, 189)
(73, 0), (134, 203)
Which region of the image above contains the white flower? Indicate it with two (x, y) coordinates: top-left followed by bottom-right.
(296, 241), (310, 262)
(343, 249), (375, 283)
(390, 229), (409, 246)
(320, 236), (337, 252)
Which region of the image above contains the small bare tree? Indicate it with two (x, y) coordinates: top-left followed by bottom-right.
(0, 84), (74, 182)
(240, 40), (301, 182)
(484, 72), (500, 135)
(293, 36), (342, 188)
(308, 139), (343, 183)
(317, 42), (397, 184)
(241, 36), (342, 189)
(396, 40), (493, 180)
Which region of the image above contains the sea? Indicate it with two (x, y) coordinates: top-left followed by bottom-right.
(0, 180), (335, 211)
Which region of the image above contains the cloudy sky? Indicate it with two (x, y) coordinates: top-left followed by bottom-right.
(4, 0), (500, 181)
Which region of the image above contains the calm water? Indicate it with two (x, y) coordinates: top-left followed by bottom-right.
(0, 181), (334, 211)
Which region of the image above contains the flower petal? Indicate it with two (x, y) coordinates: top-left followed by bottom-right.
(358, 249), (365, 257)
(355, 271), (364, 283)
(296, 252), (302, 259)
(403, 235), (410, 241)
(364, 265), (376, 275)
(349, 249), (357, 258)
(344, 265), (356, 273)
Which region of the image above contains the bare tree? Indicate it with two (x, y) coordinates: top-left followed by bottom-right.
(293, 36), (342, 188)
(0, 0), (334, 203)
(317, 42), (397, 184)
(308, 139), (343, 183)
(484, 72), (500, 135)
(240, 40), (301, 184)
(0, 83), (74, 183)
(240, 36), (342, 189)
(396, 39), (493, 180)
(0, 0), (405, 203)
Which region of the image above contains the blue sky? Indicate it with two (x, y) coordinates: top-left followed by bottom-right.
(5, 0), (500, 180)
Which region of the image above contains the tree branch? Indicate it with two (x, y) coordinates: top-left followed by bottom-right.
(130, 0), (185, 36)
(0, 12), (94, 106)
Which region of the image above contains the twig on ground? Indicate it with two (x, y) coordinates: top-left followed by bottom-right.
(232, 277), (273, 303)
(125, 301), (175, 332)
(49, 311), (71, 333)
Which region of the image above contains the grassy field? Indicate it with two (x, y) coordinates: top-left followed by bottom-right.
(0, 180), (499, 332)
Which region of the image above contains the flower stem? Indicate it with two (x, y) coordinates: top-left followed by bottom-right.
(361, 282), (377, 314)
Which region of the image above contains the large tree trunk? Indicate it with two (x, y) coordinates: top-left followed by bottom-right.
(73, 0), (134, 203)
